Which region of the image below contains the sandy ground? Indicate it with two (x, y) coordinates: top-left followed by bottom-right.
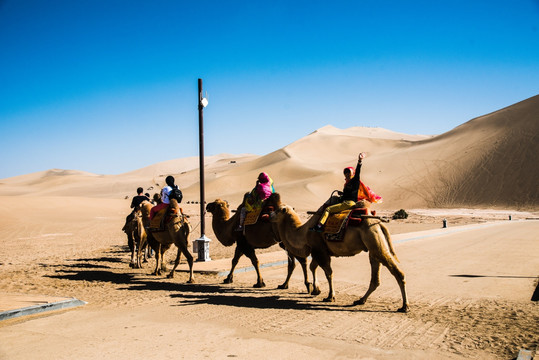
(0, 198), (537, 360)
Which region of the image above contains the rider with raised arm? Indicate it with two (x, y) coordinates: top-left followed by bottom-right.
(310, 152), (381, 232)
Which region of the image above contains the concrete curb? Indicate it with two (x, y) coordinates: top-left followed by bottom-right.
(0, 297), (87, 321)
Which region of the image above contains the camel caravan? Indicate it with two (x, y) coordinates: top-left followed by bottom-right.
(122, 153), (409, 313)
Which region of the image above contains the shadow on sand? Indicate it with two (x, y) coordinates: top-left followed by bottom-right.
(44, 253), (397, 313)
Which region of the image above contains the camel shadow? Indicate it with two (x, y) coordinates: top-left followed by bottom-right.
(46, 269), (135, 284)
(47, 267), (377, 312)
(44, 253), (397, 313)
(74, 256), (125, 263)
(167, 286), (396, 313)
(104, 245), (130, 254)
(171, 292), (322, 311)
(40, 262), (113, 269)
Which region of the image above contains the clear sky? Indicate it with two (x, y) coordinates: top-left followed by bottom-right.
(1, 0), (538, 179)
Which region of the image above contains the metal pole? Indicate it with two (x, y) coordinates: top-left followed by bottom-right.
(196, 78), (211, 261)
(198, 78), (205, 237)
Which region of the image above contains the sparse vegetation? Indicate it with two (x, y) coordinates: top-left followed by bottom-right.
(393, 209), (408, 219)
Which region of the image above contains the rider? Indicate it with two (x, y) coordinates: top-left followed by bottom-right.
(122, 187), (150, 232)
(310, 152), (381, 232)
(236, 172), (275, 231)
(131, 187), (150, 209)
(150, 175), (179, 220)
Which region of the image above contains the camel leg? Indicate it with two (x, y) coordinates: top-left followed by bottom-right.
(128, 233), (136, 268)
(167, 247), (182, 279)
(142, 241), (148, 263)
(316, 252), (334, 302)
(160, 246), (168, 272)
(298, 256), (313, 294)
(168, 241), (195, 284)
(308, 250), (334, 301)
(381, 256), (409, 313)
(134, 241), (141, 269)
(277, 252), (295, 289)
(309, 258), (321, 296)
(355, 254), (409, 312)
(145, 244), (154, 259)
(278, 254), (312, 294)
(354, 255), (381, 306)
(129, 242), (136, 268)
(224, 246), (243, 284)
(182, 244), (195, 284)
(127, 233), (134, 254)
(242, 243), (265, 288)
(153, 243), (162, 276)
(136, 236), (147, 269)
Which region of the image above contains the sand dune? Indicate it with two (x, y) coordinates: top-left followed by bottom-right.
(198, 94), (538, 210)
(0, 95), (537, 211)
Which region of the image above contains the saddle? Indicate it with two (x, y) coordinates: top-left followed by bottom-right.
(243, 203), (275, 226)
(324, 207), (375, 242)
(148, 207), (186, 233)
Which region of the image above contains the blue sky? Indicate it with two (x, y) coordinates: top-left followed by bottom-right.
(1, 0), (538, 179)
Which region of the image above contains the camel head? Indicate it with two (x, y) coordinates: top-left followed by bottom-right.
(205, 199), (239, 247)
(206, 199), (231, 219)
(265, 192), (282, 209)
(139, 200), (153, 219)
(266, 193), (301, 226)
(132, 208), (142, 220)
(270, 204), (301, 224)
(169, 198), (180, 214)
(266, 193), (281, 220)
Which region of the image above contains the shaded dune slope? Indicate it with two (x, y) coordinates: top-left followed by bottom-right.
(406, 95), (539, 208)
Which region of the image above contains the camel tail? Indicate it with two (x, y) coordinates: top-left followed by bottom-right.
(380, 222), (400, 263)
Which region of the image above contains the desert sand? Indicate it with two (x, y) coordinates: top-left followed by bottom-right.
(0, 95), (538, 359)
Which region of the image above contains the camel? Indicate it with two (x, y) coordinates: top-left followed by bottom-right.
(127, 209), (155, 269)
(124, 214), (137, 266)
(206, 199), (312, 292)
(267, 193), (409, 313)
(139, 199), (194, 282)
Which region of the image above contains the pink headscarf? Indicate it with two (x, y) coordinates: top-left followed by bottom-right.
(255, 172), (274, 200)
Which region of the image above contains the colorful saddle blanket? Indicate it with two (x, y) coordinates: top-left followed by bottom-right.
(149, 207), (184, 232)
(324, 208), (372, 242)
(244, 204), (275, 226)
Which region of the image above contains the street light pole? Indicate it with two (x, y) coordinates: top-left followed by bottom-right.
(196, 78), (211, 261)
(198, 78), (206, 237)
